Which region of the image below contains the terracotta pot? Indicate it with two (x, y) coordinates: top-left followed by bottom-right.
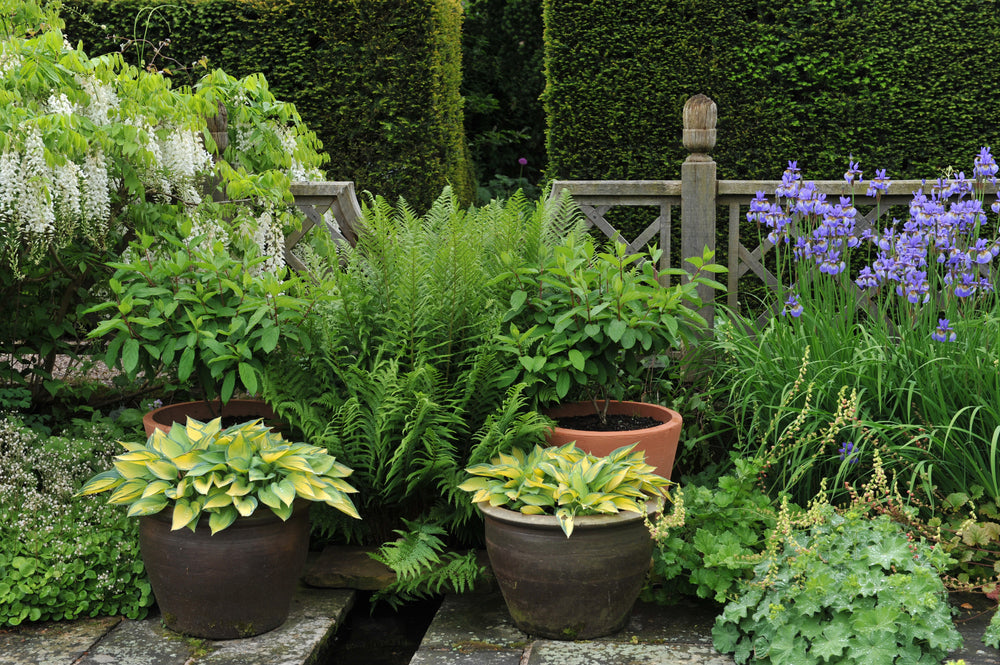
(142, 399), (279, 437)
(479, 501), (655, 640)
(138, 501), (310, 639)
(544, 400), (682, 479)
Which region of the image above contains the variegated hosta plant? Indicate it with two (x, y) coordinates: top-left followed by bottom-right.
(458, 442), (671, 537)
(78, 417), (360, 534)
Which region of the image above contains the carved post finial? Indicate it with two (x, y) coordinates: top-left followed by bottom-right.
(683, 94), (717, 156)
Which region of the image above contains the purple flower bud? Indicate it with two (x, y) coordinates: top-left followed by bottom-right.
(518, 157), (528, 166)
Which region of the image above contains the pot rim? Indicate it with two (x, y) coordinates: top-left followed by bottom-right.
(477, 499), (659, 531)
(544, 400), (681, 434)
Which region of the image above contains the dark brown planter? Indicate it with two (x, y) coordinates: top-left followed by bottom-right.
(479, 500), (655, 640)
(138, 501), (310, 639)
(142, 399), (279, 437)
(544, 400), (683, 479)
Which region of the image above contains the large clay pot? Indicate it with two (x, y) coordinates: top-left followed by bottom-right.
(479, 500), (655, 640)
(139, 501), (310, 639)
(142, 399), (279, 437)
(544, 400), (682, 479)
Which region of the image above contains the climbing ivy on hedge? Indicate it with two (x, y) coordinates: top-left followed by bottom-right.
(543, 0), (1000, 183)
(63, 0), (473, 211)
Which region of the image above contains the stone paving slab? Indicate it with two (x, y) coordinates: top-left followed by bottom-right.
(78, 587), (354, 665)
(0, 616), (121, 665)
(408, 593), (733, 665)
(0, 587), (353, 665)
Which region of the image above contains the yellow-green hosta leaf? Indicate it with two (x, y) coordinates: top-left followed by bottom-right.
(308, 456), (335, 476)
(192, 475), (214, 495)
(172, 451), (205, 471)
(209, 508), (238, 535)
(257, 485), (282, 510)
(469, 489), (491, 504)
(226, 477), (253, 497)
(149, 432), (186, 459)
(108, 479), (148, 504)
(457, 477), (489, 492)
(287, 473), (319, 499)
(171, 501), (199, 531)
(519, 493), (555, 507)
(77, 470), (123, 495)
(325, 494), (360, 519)
(146, 460), (179, 481)
(233, 495), (258, 517)
(272, 479), (296, 506)
(115, 450), (161, 463)
(276, 455), (313, 473)
(118, 440), (146, 453)
(325, 477), (359, 494)
(519, 505), (545, 515)
(259, 447), (290, 465)
(226, 434), (250, 463)
(126, 496), (168, 517)
(203, 491), (233, 509)
(141, 479), (171, 499)
(556, 509), (575, 538)
(227, 455), (250, 474)
(113, 460), (152, 479)
(270, 501), (294, 521)
(610, 496), (642, 511)
(164, 476), (190, 500)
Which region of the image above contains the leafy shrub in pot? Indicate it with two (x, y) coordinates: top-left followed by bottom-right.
(496, 235), (726, 422)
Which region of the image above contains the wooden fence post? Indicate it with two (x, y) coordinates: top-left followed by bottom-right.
(681, 94), (717, 327)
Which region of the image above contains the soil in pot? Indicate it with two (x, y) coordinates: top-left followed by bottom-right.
(320, 592), (442, 665)
(554, 413), (661, 432)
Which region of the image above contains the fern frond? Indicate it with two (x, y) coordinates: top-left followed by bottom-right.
(370, 519), (484, 609)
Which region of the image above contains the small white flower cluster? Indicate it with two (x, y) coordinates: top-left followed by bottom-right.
(76, 75), (119, 126)
(0, 127), (112, 250)
(251, 207), (286, 273)
(153, 124), (213, 203)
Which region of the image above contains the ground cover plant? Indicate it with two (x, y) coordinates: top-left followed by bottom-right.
(712, 499), (962, 664)
(0, 415), (152, 626)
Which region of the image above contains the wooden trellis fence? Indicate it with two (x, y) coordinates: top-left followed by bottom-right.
(551, 94), (998, 327)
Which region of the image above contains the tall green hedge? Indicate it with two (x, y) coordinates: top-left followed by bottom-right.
(543, 0), (1000, 182)
(63, 0), (473, 211)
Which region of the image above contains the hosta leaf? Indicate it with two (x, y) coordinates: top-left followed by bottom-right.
(233, 495), (258, 517)
(109, 479), (147, 504)
(126, 496), (168, 517)
(203, 491), (233, 509)
(141, 479), (171, 499)
(171, 501), (198, 531)
(325, 494), (360, 519)
(209, 508), (238, 535)
(78, 470), (122, 495)
(146, 460), (179, 481)
(113, 460), (152, 480)
(273, 479), (296, 506)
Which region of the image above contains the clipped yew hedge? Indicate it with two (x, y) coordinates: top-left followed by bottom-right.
(543, 0), (1000, 182)
(63, 0), (473, 210)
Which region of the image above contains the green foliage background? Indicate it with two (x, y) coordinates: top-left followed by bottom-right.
(542, 0), (1000, 182)
(62, 0), (474, 211)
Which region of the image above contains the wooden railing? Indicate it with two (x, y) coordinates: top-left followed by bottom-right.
(285, 181), (363, 272)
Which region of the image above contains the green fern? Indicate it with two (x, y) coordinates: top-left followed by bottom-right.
(262, 187), (583, 545)
(369, 520), (484, 609)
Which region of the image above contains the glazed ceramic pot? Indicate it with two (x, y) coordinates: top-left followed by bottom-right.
(139, 500), (310, 639)
(478, 500), (655, 640)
